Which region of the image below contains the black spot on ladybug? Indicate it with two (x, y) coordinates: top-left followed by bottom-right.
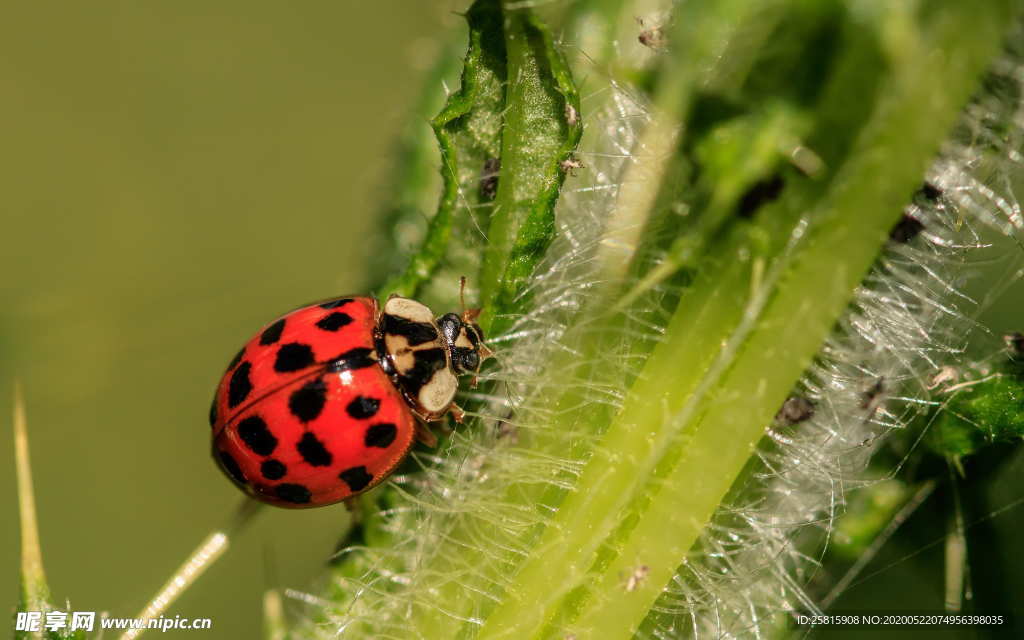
(346, 396), (380, 419)
(274, 342), (315, 372)
(237, 415), (277, 455)
(226, 347), (245, 372)
(364, 423), (397, 448)
(218, 450), (247, 485)
(382, 314), (439, 346)
(228, 361), (253, 408)
(261, 459), (287, 480)
(289, 378), (328, 422)
(339, 466), (374, 492)
(326, 347), (376, 372)
(316, 312), (354, 332)
(259, 318), (286, 345)
(274, 483), (311, 504)
(297, 432), (333, 467)
(319, 298), (354, 310)
(889, 214), (924, 243)
(737, 174), (785, 218)
(208, 396), (218, 428)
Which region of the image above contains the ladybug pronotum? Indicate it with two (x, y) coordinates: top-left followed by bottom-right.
(209, 294), (490, 508)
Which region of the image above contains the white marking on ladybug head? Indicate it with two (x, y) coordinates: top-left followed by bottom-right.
(384, 296), (435, 323)
(454, 330), (474, 350)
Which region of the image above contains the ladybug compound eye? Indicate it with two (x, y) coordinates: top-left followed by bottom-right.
(460, 350), (480, 372)
(455, 323), (493, 374)
(467, 323), (494, 362)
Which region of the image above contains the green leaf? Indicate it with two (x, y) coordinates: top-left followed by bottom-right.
(380, 0), (582, 326)
(928, 356), (1024, 459)
(477, 6), (582, 333)
(382, 0), (507, 300)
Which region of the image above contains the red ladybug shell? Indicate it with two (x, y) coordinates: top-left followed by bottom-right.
(210, 296), (416, 508)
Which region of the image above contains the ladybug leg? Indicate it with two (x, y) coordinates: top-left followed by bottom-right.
(449, 403), (465, 424)
(343, 497), (363, 520)
(414, 422), (438, 448)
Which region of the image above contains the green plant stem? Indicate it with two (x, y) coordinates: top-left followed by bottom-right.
(477, 1), (1015, 637)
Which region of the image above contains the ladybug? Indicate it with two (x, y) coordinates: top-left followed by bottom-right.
(209, 292), (490, 508)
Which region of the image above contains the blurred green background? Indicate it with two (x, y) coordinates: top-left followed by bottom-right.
(3, 2), (1024, 639)
(1, 2), (457, 638)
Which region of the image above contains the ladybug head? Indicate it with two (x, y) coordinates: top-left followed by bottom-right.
(437, 311), (492, 377)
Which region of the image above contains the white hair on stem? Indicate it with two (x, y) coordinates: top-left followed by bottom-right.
(633, 37), (1024, 639)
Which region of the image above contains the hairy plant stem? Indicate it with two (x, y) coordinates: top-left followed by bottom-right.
(476, 1), (1017, 637)
(313, 1), (1020, 638)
